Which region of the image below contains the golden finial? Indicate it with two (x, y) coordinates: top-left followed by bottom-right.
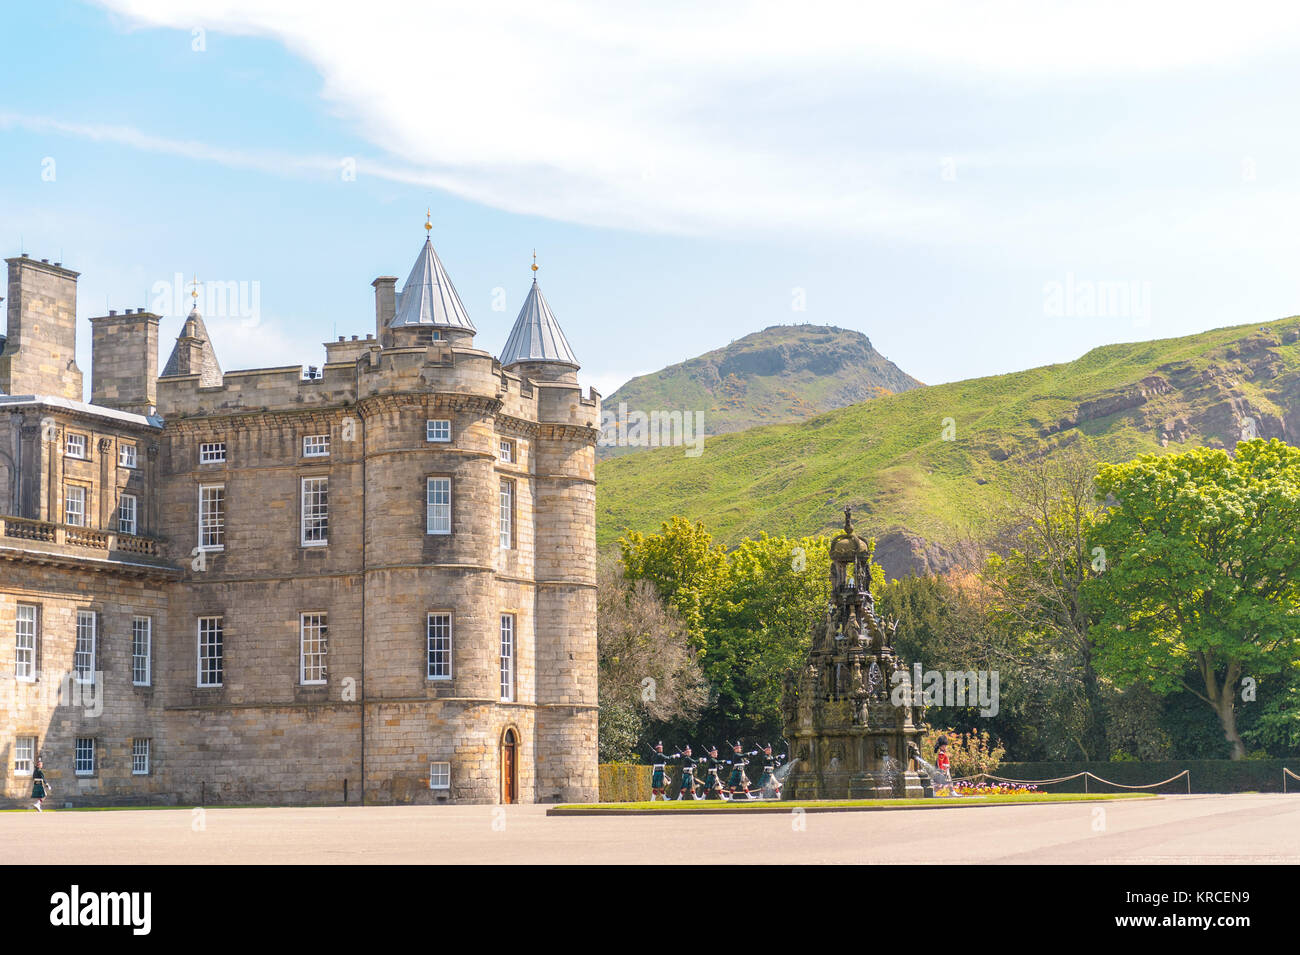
(425, 208), (433, 234)
(190, 275), (200, 308)
(531, 249), (539, 274)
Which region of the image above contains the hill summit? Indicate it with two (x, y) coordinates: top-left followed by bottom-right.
(600, 324), (921, 458)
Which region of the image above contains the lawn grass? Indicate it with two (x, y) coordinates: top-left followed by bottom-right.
(549, 791), (1156, 814)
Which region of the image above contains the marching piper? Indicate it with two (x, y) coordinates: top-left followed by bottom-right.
(725, 741), (752, 798)
(649, 742), (670, 801)
(699, 745), (729, 800)
(753, 743), (785, 799)
(672, 745), (699, 800)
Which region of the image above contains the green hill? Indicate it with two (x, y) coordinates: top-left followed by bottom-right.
(599, 324), (921, 459)
(596, 316), (1300, 578)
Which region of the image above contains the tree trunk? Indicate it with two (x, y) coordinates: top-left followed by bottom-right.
(1216, 697), (1246, 760)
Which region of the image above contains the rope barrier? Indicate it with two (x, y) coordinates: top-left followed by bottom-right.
(1285, 767), (1299, 793)
(951, 769), (1191, 793)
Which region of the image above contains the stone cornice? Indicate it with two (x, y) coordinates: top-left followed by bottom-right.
(163, 407), (356, 434)
(537, 423), (599, 443)
(0, 544), (182, 580)
(357, 392), (502, 419)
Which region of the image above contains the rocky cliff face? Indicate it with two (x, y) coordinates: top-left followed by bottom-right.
(1034, 328), (1298, 451)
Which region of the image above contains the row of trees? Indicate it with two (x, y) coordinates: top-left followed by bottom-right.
(597, 439), (1300, 762)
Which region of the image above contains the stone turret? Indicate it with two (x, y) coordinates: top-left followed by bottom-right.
(161, 307), (223, 387)
(383, 218), (477, 349)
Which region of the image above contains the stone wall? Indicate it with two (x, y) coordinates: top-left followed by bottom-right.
(0, 560), (172, 806)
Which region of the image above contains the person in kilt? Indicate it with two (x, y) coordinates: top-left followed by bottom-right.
(725, 742), (752, 798)
(649, 742), (670, 801)
(753, 743), (784, 798)
(31, 757), (51, 812)
(699, 745), (728, 800)
(672, 745), (699, 800)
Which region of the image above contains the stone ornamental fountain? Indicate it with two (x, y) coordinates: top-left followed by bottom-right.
(780, 508), (929, 799)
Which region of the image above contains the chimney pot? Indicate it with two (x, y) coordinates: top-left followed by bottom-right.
(109, 309), (118, 316)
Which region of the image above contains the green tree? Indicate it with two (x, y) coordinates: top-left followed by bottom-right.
(596, 555), (706, 761)
(705, 534), (833, 738)
(1084, 439), (1300, 759)
(983, 448), (1111, 759)
(619, 517), (728, 641)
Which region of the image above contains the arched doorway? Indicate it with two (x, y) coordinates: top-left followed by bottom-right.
(500, 728), (519, 804)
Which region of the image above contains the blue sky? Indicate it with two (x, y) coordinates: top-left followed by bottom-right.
(5, 1), (1300, 398)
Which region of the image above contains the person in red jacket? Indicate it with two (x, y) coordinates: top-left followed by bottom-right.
(935, 736), (954, 796)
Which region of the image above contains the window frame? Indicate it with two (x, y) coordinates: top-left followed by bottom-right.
(199, 441), (227, 464)
(300, 476), (329, 547)
(198, 483), (225, 552)
(118, 492), (138, 535)
(426, 613), (452, 681)
(65, 432), (87, 459)
(197, 616), (224, 688)
(74, 737), (95, 777)
(499, 478), (514, 550)
(119, 443), (138, 469)
(15, 603), (37, 683)
(74, 610), (96, 686)
(426, 476), (452, 535)
(302, 434), (330, 458)
(430, 761), (451, 790)
(300, 612), (328, 685)
(132, 616), (152, 687)
(132, 738), (150, 775)
(499, 613), (516, 702)
(14, 737), (36, 776)
(64, 483), (87, 527)
(499, 438), (515, 463)
(425, 419), (451, 443)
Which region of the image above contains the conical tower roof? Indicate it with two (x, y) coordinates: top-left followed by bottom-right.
(500, 276), (578, 369)
(162, 307), (223, 386)
(390, 237), (476, 332)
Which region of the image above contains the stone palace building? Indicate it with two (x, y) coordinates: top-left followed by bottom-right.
(0, 223), (600, 806)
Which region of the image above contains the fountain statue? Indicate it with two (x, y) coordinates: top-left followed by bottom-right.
(780, 507), (930, 799)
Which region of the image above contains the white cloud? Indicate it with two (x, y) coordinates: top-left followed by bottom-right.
(84, 0), (1300, 238)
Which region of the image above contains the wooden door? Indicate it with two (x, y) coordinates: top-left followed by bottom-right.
(502, 730), (517, 804)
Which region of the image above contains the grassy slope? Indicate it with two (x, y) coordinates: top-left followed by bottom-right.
(596, 316), (1300, 550)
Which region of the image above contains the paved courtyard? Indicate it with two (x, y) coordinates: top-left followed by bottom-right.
(2, 793), (1297, 864)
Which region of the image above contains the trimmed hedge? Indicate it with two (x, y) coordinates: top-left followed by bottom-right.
(993, 760), (1298, 793)
(598, 763), (653, 802)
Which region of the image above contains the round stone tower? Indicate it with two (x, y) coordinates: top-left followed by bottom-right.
(359, 235), (599, 804)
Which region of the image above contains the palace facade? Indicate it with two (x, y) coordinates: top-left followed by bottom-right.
(0, 228), (600, 806)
